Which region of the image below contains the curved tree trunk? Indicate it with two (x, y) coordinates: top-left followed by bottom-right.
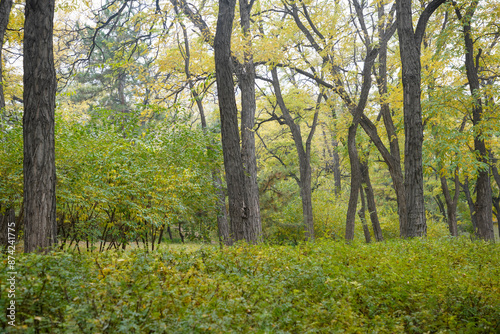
(23, 0), (57, 253)
(454, 1), (494, 241)
(271, 68), (317, 241)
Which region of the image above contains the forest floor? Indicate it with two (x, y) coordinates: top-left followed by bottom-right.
(1, 237), (499, 333)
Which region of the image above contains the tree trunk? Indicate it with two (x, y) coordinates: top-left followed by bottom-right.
(0, 0), (12, 113)
(213, 170), (230, 245)
(396, 0), (425, 237)
(440, 170), (459, 237)
(332, 139), (342, 195)
(0, 207), (15, 250)
(238, 0), (262, 243)
(360, 158), (383, 241)
(345, 123), (361, 242)
(344, 42), (379, 242)
(455, 1), (494, 241)
(271, 68), (316, 240)
(23, 0), (57, 253)
(374, 12), (407, 236)
(396, 0), (447, 237)
(214, 0), (248, 243)
(461, 178), (478, 232)
(175, 8), (231, 245)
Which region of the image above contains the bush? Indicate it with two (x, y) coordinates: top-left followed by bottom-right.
(1, 238), (499, 333)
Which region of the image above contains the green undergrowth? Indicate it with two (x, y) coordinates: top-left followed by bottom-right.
(1, 238), (499, 333)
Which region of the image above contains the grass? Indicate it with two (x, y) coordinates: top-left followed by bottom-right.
(1, 237), (499, 333)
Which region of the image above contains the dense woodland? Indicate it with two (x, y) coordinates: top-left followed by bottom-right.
(0, 0), (500, 331)
(1, 0), (499, 247)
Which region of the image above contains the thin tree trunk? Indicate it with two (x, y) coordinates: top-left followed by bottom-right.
(23, 0), (57, 253)
(440, 169), (460, 237)
(214, 0), (249, 243)
(271, 68), (317, 240)
(360, 158), (383, 241)
(374, 6), (407, 236)
(332, 139), (342, 195)
(0, 0), (12, 114)
(345, 123), (361, 241)
(454, 1), (494, 241)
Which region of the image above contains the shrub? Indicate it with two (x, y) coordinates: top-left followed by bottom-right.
(1, 238), (499, 333)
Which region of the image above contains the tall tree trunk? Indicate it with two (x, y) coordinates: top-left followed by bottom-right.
(0, 0), (12, 114)
(396, 0), (446, 237)
(454, 1), (494, 241)
(214, 0), (248, 243)
(344, 37), (379, 241)
(238, 0), (261, 243)
(175, 6), (231, 245)
(374, 8), (407, 236)
(23, 0), (57, 253)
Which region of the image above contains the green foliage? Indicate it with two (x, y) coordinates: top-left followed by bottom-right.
(55, 110), (222, 249)
(0, 118), (23, 211)
(1, 238), (499, 333)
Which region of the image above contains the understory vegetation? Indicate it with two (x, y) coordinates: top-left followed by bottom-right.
(1, 238), (499, 333)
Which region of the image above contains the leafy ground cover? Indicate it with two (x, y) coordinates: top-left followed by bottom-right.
(1, 238), (499, 333)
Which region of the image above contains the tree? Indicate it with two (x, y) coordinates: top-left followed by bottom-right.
(214, 0), (250, 243)
(172, 0), (262, 243)
(453, 0), (495, 241)
(0, 0), (13, 249)
(270, 68), (321, 241)
(23, 0), (57, 252)
(0, 0), (12, 113)
(396, 0), (447, 237)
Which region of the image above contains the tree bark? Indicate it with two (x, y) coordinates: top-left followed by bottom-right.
(214, 0), (249, 243)
(396, 0), (447, 237)
(454, 1), (494, 241)
(23, 0), (57, 253)
(238, 0), (261, 243)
